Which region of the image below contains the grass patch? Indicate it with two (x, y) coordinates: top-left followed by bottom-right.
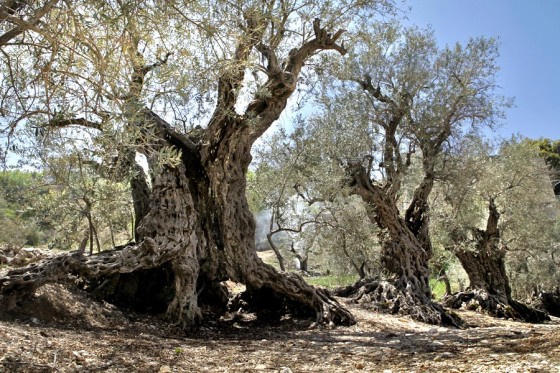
(306, 274), (358, 289)
(430, 278), (448, 300)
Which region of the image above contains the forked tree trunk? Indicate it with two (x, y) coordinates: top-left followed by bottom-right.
(196, 115), (353, 326)
(0, 18), (355, 327)
(444, 199), (549, 323)
(336, 165), (460, 326)
(437, 269), (452, 297)
(266, 231), (286, 271)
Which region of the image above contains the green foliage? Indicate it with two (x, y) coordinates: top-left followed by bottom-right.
(529, 138), (560, 170)
(246, 170), (265, 214)
(431, 136), (559, 299)
(35, 153), (134, 251)
(0, 171), (49, 247)
(251, 125), (381, 276)
(429, 279), (447, 301)
(526, 138), (560, 195)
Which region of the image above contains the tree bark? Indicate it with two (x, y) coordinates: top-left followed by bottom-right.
(531, 289), (560, 317)
(339, 164), (460, 326)
(266, 231), (286, 272)
(444, 199), (549, 323)
(130, 162), (151, 243)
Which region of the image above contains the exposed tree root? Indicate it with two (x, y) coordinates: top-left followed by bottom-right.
(238, 263), (356, 327)
(531, 289), (560, 318)
(1, 246), (355, 328)
(0, 239), (179, 310)
(335, 278), (462, 327)
(443, 289), (550, 323)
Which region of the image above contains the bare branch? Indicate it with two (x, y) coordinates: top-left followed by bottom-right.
(40, 116), (103, 131)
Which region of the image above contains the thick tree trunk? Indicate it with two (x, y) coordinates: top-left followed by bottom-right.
(195, 116), (353, 325)
(0, 18), (356, 327)
(338, 164), (460, 326)
(454, 242), (511, 304)
(531, 289), (560, 317)
(444, 199), (549, 323)
(0, 116), (355, 327)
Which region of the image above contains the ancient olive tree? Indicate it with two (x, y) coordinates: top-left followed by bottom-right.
(301, 25), (509, 325)
(434, 138), (557, 321)
(0, 0), (395, 327)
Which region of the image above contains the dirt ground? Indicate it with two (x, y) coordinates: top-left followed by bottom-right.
(1, 282), (559, 373)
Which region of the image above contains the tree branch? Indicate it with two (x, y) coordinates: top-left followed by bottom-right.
(284, 18), (346, 76)
(357, 74), (394, 105)
(40, 116), (103, 131)
(0, 0), (59, 47)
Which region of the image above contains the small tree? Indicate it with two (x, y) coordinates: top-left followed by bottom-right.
(0, 170), (47, 248)
(251, 125), (381, 276)
(35, 151), (134, 251)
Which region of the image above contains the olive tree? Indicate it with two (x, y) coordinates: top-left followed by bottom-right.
(527, 138), (560, 195)
(250, 123), (380, 276)
(35, 151), (134, 252)
(296, 24), (510, 325)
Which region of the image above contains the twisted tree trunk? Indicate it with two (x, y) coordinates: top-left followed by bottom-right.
(337, 164), (460, 326)
(0, 18), (355, 327)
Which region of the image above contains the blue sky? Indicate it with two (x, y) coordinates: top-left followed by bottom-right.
(403, 0), (559, 140)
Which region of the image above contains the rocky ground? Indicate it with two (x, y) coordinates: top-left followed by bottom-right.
(1, 248), (559, 372)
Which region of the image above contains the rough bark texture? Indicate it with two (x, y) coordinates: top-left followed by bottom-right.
(130, 163), (151, 242)
(335, 72), (464, 326)
(341, 164), (461, 326)
(444, 199), (549, 323)
(335, 277), (460, 327)
(0, 18), (355, 327)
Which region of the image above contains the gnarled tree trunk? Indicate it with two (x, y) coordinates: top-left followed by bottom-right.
(336, 164), (460, 326)
(0, 18), (355, 327)
(444, 199), (549, 323)
(331, 70), (463, 326)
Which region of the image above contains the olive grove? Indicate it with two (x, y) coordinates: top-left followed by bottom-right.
(278, 24), (513, 325)
(1, 0), (558, 330)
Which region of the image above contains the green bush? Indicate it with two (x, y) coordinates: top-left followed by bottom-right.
(430, 278), (448, 300)
(0, 216), (27, 248)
